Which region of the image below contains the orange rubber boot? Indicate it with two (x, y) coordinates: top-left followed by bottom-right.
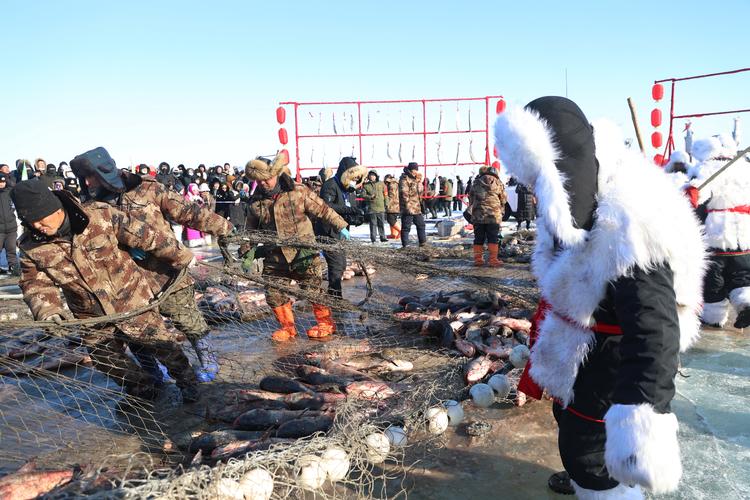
(307, 303), (336, 338)
(473, 245), (487, 266)
(387, 222), (401, 239)
(488, 243), (504, 267)
(271, 302), (296, 341)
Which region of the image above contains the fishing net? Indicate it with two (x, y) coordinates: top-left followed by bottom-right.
(0, 228), (538, 499)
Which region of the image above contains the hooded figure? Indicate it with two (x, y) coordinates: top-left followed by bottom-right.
(495, 97), (707, 499)
(155, 162), (176, 188)
(468, 165), (507, 266)
(361, 169), (388, 243)
(244, 153), (348, 341)
(687, 133), (750, 328)
(314, 157), (366, 300)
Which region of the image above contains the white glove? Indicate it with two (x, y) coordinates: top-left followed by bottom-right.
(604, 404), (682, 494)
(47, 314), (66, 325)
(188, 257), (199, 268)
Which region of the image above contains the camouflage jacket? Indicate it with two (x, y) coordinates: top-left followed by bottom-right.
(361, 180), (388, 213)
(19, 191), (194, 322)
(468, 174), (507, 224)
(200, 191), (216, 213)
(246, 174), (347, 263)
(95, 173), (234, 291)
(399, 172), (424, 215)
(385, 178), (400, 214)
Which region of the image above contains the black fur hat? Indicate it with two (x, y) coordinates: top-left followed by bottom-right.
(70, 147), (125, 193)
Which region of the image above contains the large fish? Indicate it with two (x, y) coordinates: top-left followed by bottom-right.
(412, 143), (416, 161)
(211, 400), (290, 423)
(398, 143), (403, 163)
(189, 430), (267, 453)
(0, 347), (91, 376)
(333, 112), (337, 134)
(469, 139), (478, 163)
(491, 316), (532, 332)
(387, 141), (392, 159)
(468, 106), (472, 132)
(234, 408), (325, 431)
(367, 112), (371, 132)
(222, 388), (287, 405)
(437, 105), (443, 134)
(455, 142), (460, 165)
(296, 364), (353, 387)
(211, 438), (292, 460)
(259, 376), (316, 395)
(310, 148), (314, 164)
(276, 414), (335, 438)
(304, 357), (376, 382)
(733, 117), (742, 147)
(463, 354), (494, 384)
(342, 113), (347, 134)
(437, 138), (443, 164)
(282, 392), (346, 410)
(0, 470), (74, 500)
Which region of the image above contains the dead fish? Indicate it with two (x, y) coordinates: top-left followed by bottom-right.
(491, 317), (532, 332)
(212, 400), (290, 422)
(469, 138), (478, 163)
(0, 347), (91, 376)
(0, 470), (74, 500)
(234, 408), (325, 431)
(296, 364), (353, 387)
(304, 357), (376, 382)
(277, 414), (335, 438)
(463, 355), (494, 384)
(405, 302), (425, 313)
(346, 381), (397, 399)
(421, 319), (454, 348)
(333, 112), (337, 134)
(508, 308), (534, 320)
(480, 325), (500, 337)
(454, 332), (475, 357)
(437, 138), (443, 164)
(259, 376), (316, 395)
(282, 392), (346, 410)
(437, 105), (443, 134)
(211, 438), (292, 461)
(189, 430), (267, 453)
(515, 330), (529, 346)
(222, 389), (286, 406)
(398, 143), (403, 163)
(387, 141), (392, 159)
(304, 338), (372, 359)
(475, 342), (511, 359)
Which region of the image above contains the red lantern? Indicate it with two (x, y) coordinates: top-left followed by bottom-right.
(280, 149), (290, 165)
(651, 131), (663, 149)
(651, 109), (662, 128)
(654, 154), (664, 166)
(652, 84), (664, 102)
(276, 106), (286, 124)
(493, 145), (499, 158)
(496, 99), (506, 114)
(278, 128), (288, 145)
(491, 160), (501, 172)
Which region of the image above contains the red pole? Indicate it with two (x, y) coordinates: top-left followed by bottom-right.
(293, 103), (301, 182)
(357, 102), (362, 164)
(422, 100), (427, 196)
(485, 97), (490, 165)
(661, 81), (676, 161)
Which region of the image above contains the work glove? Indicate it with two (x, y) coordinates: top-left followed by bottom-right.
(227, 226), (238, 237)
(188, 257), (200, 268)
(129, 248), (148, 260)
(339, 228), (351, 241)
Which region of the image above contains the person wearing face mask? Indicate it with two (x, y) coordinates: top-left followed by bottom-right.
(11, 180), (201, 403)
(399, 162), (428, 247)
(243, 153), (349, 341)
(496, 97), (707, 499)
(315, 157), (366, 300)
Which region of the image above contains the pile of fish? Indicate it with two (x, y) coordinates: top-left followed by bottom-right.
(188, 339), (414, 462)
(0, 329), (92, 377)
(322, 259), (377, 282)
(195, 283), (274, 322)
(397, 289), (533, 403)
(498, 233), (536, 263)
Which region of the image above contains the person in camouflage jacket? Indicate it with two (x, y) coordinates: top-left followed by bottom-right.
(384, 174), (401, 239)
(469, 165), (507, 267)
(398, 163), (427, 247)
(361, 170), (388, 243)
(71, 147), (234, 383)
(244, 153), (348, 341)
(12, 182), (200, 403)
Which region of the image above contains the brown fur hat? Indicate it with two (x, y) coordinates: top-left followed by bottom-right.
(319, 166), (333, 183)
(339, 162), (368, 190)
(478, 165), (489, 176)
(245, 152), (288, 181)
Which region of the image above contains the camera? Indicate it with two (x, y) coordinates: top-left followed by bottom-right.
(344, 209), (366, 227)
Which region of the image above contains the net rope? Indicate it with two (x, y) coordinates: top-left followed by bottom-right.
(0, 228), (538, 499)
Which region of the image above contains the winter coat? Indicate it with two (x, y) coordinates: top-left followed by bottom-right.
(200, 191), (216, 213)
(155, 170), (177, 188)
(223, 190), (246, 229)
(247, 173), (347, 263)
(456, 179), (465, 196)
(362, 179), (388, 213)
(496, 108), (707, 492)
(468, 173), (507, 224)
(0, 183), (17, 234)
(399, 171), (424, 215)
(385, 178), (400, 214)
(19, 190), (193, 323)
(315, 159), (367, 239)
(441, 179), (453, 201)
(515, 183), (535, 221)
(39, 172), (63, 190)
(94, 173), (233, 292)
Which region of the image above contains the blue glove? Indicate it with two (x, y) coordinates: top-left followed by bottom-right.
(129, 248), (148, 260)
(229, 227), (238, 237)
(339, 228), (351, 241)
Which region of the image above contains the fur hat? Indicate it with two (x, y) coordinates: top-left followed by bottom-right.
(338, 158), (368, 190)
(281, 166), (292, 178)
(478, 165), (489, 175)
(245, 152), (288, 181)
(319, 166), (333, 182)
(199, 183), (209, 192)
(664, 150), (692, 174)
(70, 147), (125, 193)
(407, 162), (419, 171)
(691, 133), (737, 162)
(484, 166), (500, 179)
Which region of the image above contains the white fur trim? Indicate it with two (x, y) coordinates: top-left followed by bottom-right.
(571, 481), (643, 500)
(701, 298), (730, 327)
(494, 104), (586, 247)
(663, 151), (692, 174)
(729, 286), (750, 311)
(604, 404), (681, 494)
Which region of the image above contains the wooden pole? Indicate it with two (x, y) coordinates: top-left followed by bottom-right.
(627, 98), (645, 153)
(697, 145), (750, 191)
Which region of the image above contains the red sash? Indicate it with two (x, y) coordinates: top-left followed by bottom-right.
(706, 205), (750, 214)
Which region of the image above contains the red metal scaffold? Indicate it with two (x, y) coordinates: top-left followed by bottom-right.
(653, 68), (750, 162)
(278, 97), (505, 190)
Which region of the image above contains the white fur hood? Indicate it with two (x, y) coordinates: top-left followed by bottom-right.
(494, 105), (708, 405)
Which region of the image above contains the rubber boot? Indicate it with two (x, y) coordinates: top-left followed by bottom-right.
(393, 222), (401, 240)
(387, 222), (400, 239)
(488, 243), (503, 267)
(307, 303), (336, 338)
(189, 334), (219, 382)
(735, 307), (750, 329)
(271, 302), (297, 341)
(9, 262), (21, 277)
(129, 344), (171, 385)
(473, 245), (486, 266)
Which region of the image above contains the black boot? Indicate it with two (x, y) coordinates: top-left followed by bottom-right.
(734, 307), (750, 329)
(548, 471), (575, 495)
(9, 262), (21, 277)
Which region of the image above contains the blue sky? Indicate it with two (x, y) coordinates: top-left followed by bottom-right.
(3, 0), (748, 180)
